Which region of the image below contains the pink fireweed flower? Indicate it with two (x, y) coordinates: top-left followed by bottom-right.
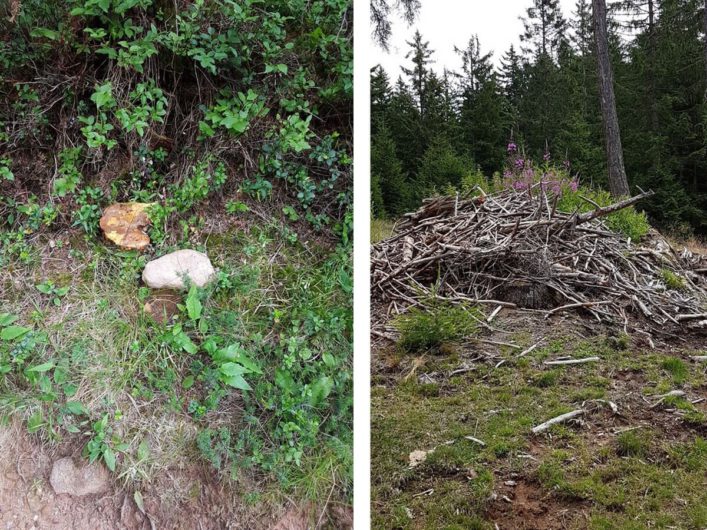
(507, 142), (517, 153)
(543, 151), (551, 162)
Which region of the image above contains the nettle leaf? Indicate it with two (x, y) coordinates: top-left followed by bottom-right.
(186, 285), (202, 321)
(1, 325), (31, 341)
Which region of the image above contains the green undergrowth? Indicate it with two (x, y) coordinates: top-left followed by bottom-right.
(0, 222), (352, 506)
(393, 302), (482, 353)
(371, 334), (707, 529)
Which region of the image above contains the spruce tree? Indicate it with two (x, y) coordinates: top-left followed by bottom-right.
(401, 30), (434, 114)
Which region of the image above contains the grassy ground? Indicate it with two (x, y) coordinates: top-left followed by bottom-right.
(371, 218), (396, 244)
(371, 312), (707, 529)
(0, 211), (352, 527)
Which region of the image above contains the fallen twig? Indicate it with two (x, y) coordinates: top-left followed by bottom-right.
(532, 409), (585, 434)
(544, 356), (600, 366)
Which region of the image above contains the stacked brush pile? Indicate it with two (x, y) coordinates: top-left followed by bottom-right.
(372, 187), (707, 335)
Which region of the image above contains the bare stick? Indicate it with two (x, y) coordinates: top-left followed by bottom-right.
(517, 342), (541, 358)
(487, 305), (502, 323)
(532, 409), (585, 434)
(676, 313), (707, 322)
(544, 356), (600, 366)
(464, 435), (486, 447)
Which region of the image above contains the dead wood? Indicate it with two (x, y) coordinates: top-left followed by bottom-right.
(372, 188), (707, 336)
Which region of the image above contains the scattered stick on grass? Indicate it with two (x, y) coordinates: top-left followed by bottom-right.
(464, 435), (486, 447)
(517, 341), (542, 358)
(649, 390), (686, 408)
(544, 356), (600, 366)
(690, 356), (707, 362)
(486, 305), (502, 323)
(532, 409), (585, 434)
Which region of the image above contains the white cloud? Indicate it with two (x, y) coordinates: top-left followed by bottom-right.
(373, 0), (579, 79)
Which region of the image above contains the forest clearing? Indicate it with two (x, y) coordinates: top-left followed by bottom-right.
(370, 0), (707, 526)
(370, 187), (707, 529)
(0, 0), (352, 528)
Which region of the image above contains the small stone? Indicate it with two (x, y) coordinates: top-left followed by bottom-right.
(142, 249), (215, 290)
(49, 457), (110, 497)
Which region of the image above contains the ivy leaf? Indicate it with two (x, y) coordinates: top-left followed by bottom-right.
(1, 325), (31, 341)
(186, 285), (202, 321)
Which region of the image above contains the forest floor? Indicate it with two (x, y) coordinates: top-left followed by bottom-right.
(371, 309), (707, 530)
(0, 202), (352, 530)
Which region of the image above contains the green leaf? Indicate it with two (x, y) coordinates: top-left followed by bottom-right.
(30, 28), (61, 40)
(186, 285), (202, 321)
(221, 373), (251, 391)
(65, 401), (87, 415)
(338, 268), (352, 293)
(181, 375), (195, 390)
(27, 362), (55, 373)
(219, 362), (246, 377)
(1, 325), (31, 341)
(137, 439), (150, 461)
(0, 313), (18, 327)
(215, 344), (262, 374)
(134, 490), (145, 513)
(36, 281), (54, 293)
(27, 411), (44, 433)
(103, 447), (116, 472)
(309, 376), (334, 406)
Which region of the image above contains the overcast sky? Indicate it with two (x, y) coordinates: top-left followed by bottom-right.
(373, 0), (579, 78)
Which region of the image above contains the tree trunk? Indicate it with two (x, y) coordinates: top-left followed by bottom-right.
(592, 0), (630, 197)
(704, 0), (707, 102)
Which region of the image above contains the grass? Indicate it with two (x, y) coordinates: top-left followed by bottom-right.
(393, 302), (482, 352)
(660, 268), (687, 291)
(0, 221), (352, 512)
(371, 333), (707, 529)
(371, 218), (395, 244)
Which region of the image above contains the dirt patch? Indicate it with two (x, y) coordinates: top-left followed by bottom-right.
(488, 480), (586, 530)
(0, 422), (330, 530)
